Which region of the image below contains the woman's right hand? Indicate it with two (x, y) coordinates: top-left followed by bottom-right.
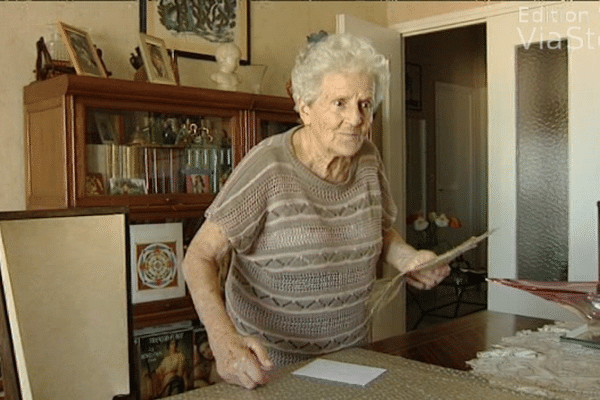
(210, 331), (274, 389)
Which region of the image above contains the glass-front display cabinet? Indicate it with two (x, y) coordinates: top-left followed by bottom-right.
(24, 75), (297, 327)
(24, 75), (296, 214)
(86, 108), (232, 196)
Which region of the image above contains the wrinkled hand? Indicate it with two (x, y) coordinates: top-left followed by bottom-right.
(404, 250), (451, 290)
(210, 331), (274, 389)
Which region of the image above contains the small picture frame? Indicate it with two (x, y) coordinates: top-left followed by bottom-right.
(405, 63), (422, 111)
(94, 113), (117, 144)
(138, 33), (177, 85)
(186, 174), (211, 194)
(130, 223), (185, 304)
(109, 178), (147, 196)
(57, 22), (108, 78)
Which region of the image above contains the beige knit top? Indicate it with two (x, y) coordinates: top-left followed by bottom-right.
(205, 127), (397, 367)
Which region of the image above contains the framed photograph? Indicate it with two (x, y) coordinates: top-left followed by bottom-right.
(109, 178), (148, 196)
(94, 113), (117, 144)
(139, 33), (177, 85)
(185, 173), (211, 194)
(140, 0), (250, 64)
(130, 223), (185, 304)
(57, 22), (108, 78)
(406, 63), (422, 111)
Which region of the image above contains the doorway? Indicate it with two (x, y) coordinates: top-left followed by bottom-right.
(404, 24), (488, 330)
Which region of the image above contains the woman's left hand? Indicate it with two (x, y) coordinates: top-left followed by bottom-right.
(403, 250), (451, 290)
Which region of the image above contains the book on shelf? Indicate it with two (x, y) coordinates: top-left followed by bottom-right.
(134, 321), (194, 399)
(192, 324), (220, 389)
(145, 147), (182, 194)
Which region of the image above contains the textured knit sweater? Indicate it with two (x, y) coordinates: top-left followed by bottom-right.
(205, 127), (397, 367)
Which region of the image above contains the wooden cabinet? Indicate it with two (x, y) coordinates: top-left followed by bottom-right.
(24, 75), (298, 328)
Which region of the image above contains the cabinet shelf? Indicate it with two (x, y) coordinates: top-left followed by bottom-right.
(132, 296), (198, 329)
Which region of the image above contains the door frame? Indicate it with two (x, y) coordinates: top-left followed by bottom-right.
(394, 1), (599, 322)
(391, 2), (562, 37)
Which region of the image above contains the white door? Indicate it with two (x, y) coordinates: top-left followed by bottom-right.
(488, 3), (600, 320)
(435, 83), (475, 250)
(337, 14), (405, 339)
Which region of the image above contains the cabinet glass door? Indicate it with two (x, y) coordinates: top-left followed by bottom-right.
(255, 111), (298, 145)
(84, 108), (233, 199)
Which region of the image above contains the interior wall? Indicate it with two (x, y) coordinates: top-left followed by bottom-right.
(0, 1), (388, 213)
(0, 1), (486, 213)
(387, 1), (489, 25)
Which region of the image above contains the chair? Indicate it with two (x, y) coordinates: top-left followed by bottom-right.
(407, 255), (487, 330)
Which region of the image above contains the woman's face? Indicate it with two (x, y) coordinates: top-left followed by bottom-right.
(300, 72), (374, 158)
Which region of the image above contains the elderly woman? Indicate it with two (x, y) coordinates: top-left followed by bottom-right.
(183, 33), (450, 390)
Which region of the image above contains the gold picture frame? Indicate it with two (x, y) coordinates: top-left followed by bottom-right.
(139, 33), (178, 85)
(57, 22), (108, 78)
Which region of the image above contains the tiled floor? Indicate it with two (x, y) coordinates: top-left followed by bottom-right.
(406, 279), (488, 331)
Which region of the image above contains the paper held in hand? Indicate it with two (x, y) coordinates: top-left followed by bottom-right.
(367, 230), (495, 320)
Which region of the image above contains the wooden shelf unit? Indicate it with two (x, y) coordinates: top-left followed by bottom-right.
(24, 75), (298, 328)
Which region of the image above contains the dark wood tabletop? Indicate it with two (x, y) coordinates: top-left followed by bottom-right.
(364, 310), (554, 371)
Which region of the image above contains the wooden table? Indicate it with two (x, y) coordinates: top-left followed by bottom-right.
(364, 310), (554, 371)
(164, 310), (560, 399)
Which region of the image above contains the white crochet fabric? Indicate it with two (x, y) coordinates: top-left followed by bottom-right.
(468, 321), (600, 399)
(206, 127), (397, 367)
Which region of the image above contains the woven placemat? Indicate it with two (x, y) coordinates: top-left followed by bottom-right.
(166, 348), (554, 400)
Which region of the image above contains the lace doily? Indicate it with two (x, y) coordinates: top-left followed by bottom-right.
(467, 321), (600, 399)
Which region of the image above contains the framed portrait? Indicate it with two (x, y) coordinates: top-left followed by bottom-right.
(139, 33), (177, 85)
(57, 22), (108, 78)
(94, 113), (117, 144)
(406, 63), (422, 111)
(140, 0), (250, 64)
(130, 223), (185, 304)
(185, 172), (211, 194)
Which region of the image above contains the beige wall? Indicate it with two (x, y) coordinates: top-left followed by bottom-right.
(387, 1), (489, 25)
(0, 1), (484, 212)
(0, 2), (140, 212)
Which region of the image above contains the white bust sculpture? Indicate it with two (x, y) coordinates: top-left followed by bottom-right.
(211, 43), (242, 91)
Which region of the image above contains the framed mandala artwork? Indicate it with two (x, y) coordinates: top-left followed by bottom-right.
(130, 222), (185, 303)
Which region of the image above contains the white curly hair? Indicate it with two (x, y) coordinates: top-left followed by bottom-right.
(290, 33), (390, 113)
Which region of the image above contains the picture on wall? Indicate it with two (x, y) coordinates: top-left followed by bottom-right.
(140, 0), (250, 64)
(58, 22), (108, 78)
(405, 63), (422, 111)
(130, 223), (185, 303)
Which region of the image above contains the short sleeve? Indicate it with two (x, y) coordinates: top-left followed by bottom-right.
(205, 144), (271, 253)
(375, 149), (397, 231)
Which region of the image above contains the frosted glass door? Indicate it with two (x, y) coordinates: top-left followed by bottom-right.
(488, 3), (600, 320)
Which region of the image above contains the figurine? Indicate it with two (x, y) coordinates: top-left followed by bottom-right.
(210, 43), (241, 91)
(130, 46), (143, 70)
